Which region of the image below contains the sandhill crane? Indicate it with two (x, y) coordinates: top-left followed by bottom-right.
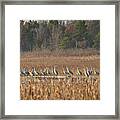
(89, 67), (93, 75)
(20, 68), (26, 76)
(83, 68), (89, 77)
(50, 67), (54, 76)
(46, 67), (51, 76)
(32, 67), (39, 76)
(39, 69), (45, 76)
(42, 68), (47, 75)
(93, 68), (99, 75)
(28, 70), (33, 76)
(20, 68), (30, 76)
(66, 67), (73, 76)
(53, 66), (58, 76)
(63, 67), (70, 76)
(63, 67), (73, 77)
(96, 70), (100, 75)
(25, 68), (30, 76)
(76, 67), (82, 76)
(86, 67), (91, 77)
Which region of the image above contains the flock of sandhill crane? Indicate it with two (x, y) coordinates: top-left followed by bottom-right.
(20, 66), (99, 78)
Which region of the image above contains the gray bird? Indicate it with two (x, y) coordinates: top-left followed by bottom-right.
(20, 68), (29, 76)
(43, 68), (47, 75)
(46, 67), (51, 76)
(83, 68), (89, 77)
(66, 67), (73, 76)
(76, 67), (82, 76)
(39, 69), (45, 76)
(63, 67), (72, 77)
(93, 68), (99, 75)
(53, 66), (58, 76)
(25, 68), (30, 76)
(32, 67), (39, 76)
(20, 68), (26, 76)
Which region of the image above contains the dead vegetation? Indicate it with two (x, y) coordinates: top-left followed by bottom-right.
(20, 76), (100, 100)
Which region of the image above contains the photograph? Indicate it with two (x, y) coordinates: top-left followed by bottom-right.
(20, 20), (100, 100)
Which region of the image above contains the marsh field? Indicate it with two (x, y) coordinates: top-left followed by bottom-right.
(20, 50), (100, 100)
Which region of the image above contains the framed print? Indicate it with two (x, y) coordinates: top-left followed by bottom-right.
(0, 0), (119, 119)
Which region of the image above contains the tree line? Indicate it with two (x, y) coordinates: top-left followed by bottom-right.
(20, 20), (100, 52)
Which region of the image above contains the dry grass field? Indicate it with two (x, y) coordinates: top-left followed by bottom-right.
(20, 50), (100, 100)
